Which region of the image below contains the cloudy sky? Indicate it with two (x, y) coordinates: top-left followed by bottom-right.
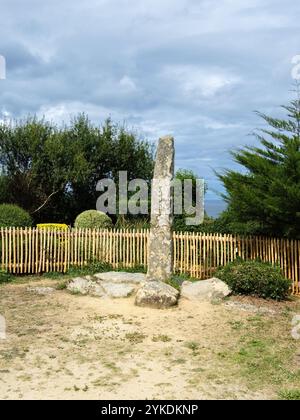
(0, 0), (300, 203)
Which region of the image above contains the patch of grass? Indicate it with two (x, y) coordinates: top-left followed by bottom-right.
(1, 261), (147, 285)
(0, 348), (28, 361)
(91, 375), (120, 388)
(42, 262), (146, 280)
(152, 334), (172, 343)
(43, 271), (63, 279)
(69, 289), (82, 296)
(229, 320), (244, 331)
(173, 272), (199, 282)
(103, 361), (120, 372)
(67, 261), (113, 277)
(278, 389), (300, 400)
(281, 306), (294, 318)
(125, 332), (146, 344)
(42, 261), (113, 280)
(116, 265), (146, 274)
(229, 315), (300, 390)
(155, 382), (172, 387)
(165, 277), (181, 291)
(173, 358), (186, 364)
(108, 314), (123, 320)
(0, 270), (15, 284)
(56, 280), (68, 290)
(166, 273), (199, 291)
(184, 341), (199, 353)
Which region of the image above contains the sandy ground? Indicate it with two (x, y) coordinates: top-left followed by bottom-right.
(0, 279), (299, 400)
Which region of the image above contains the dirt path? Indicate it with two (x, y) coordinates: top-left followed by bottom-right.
(0, 279), (299, 400)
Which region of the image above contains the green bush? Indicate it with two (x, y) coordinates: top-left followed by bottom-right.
(42, 261), (113, 279)
(0, 204), (32, 228)
(0, 270), (13, 284)
(74, 210), (113, 229)
(216, 259), (291, 300)
(67, 261), (113, 276)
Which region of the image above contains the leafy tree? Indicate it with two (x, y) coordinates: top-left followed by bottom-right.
(0, 115), (154, 225)
(0, 176), (10, 203)
(66, 117), (154, 223)
(218, 94), (300, 238)
(173, 169), (207, 232)
(0, 117), (69, 221)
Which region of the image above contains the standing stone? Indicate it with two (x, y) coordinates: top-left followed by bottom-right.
(147, 136), (174, 282)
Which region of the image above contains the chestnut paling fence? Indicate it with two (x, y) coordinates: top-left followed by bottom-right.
(0, 227), (299, 295)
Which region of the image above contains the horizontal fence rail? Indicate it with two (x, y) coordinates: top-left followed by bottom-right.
(0, 228), (299, 295)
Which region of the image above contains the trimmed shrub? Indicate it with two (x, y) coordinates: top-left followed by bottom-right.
(74, 210), (113, 229)
(37, 223), (68, 230)
(216, 259), (291, 300)
(0, 204), (32, 228)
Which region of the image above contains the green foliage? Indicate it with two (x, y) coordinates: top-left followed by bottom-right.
(165, 277), (181, 291)
(216, 259), (291, 300)
(0, 116), (154, 224)
(66, 261), (113, 277)
(166, 273), (198, 291)
(116, 265), (147, 273)
(278, 389), (300, 400)
(0, 176), (10, 203)
(42, 261), (147, 279)
(0, 204), (32, 228)
(217, 94), (300, 238)
(56, 281), (68, 290)
(74, 210), (113, 229)
(42, 261), (113, 279)
(198, 210), (262, 236)
(37, 223), (68, 230)
(115, 216), (150, 230)
(0, 269), (13, 284)
(42, 271), (63, 279)
(173, 169), (206, 232)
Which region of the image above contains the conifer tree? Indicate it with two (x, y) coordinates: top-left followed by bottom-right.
(218, 93), (300, 238)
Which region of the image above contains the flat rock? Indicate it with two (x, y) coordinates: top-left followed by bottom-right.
(101, 282), (136, 298)
(67, 275), (136, 298)
(135, 281), (179, 309)
(89, 283), (106, 297)
(67, 277), (96, 295)
(181, 278), (231, 302)
(224, 301), (276, 315)
(67, 277), (90, 295)
(27, 287), (55, 295)
(94, 271), (146, 284)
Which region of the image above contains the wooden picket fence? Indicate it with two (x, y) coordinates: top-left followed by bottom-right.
(0, 227), (299, 295)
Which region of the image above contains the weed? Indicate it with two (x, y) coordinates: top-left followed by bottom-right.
(152, 334), (172, 343)
(185, 341), (199, 353)
(56, 281), (68, 290)
(125, 332), (146, 344)
(229, 320), (244, 331)
(278, 389), (300, 400)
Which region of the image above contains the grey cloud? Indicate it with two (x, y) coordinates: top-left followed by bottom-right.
(0, 0), (300, 200)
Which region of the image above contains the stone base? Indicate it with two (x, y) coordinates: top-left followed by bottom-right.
(135, 281), (179, 309)
(66, 272), (230, 308)
(181, 278), (231, 302)
(67, 272), (146, 299)
(27, 287), (55, 295)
